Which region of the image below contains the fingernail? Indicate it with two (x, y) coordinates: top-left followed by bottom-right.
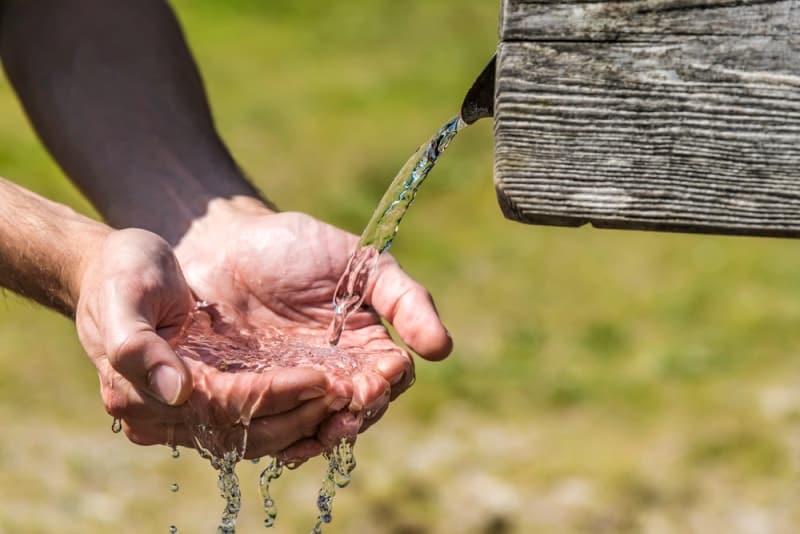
(340, 412), (362, 435)
(147, 365), (183, 405)
(298, 386), (326, 401)
(330, 397), (350, 411)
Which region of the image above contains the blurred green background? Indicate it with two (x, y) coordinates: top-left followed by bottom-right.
(2, 1), (800, 533)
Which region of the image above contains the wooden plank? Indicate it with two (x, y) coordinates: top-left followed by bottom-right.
(494, 0), (800, 236)
(501, 0), (800, 42)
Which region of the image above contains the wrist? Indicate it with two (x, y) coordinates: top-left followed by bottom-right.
(69, 215), (114, 311)
(173, 195), (275, 262)
(205, 195), (277, 221)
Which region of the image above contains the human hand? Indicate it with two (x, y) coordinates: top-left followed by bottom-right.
(175, 198), (452, 460)
(74, 228), (349, 457)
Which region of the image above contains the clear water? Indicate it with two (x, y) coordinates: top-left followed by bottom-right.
(171, 305), (374, 533)
(311, 438), (357, 533)
(134, 116), (465, 533)
(258, 457), (283, 528)
(327, 116), (465, 345)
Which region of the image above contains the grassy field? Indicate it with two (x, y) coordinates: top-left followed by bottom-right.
(2, 1), (800, 532)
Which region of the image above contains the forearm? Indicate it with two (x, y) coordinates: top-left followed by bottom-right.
(0, 177), (110, 316)
(0, 0), (266, 244)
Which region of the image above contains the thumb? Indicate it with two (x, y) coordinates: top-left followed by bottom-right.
(366, 255), (452, 361)
(106, 317), (193, 406)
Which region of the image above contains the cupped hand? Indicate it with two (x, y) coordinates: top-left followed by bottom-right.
(175, 199), (452, 460)
(74, 228), (347, 456)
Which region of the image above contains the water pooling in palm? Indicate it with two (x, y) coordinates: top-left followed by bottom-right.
(168, 115), (465, 533)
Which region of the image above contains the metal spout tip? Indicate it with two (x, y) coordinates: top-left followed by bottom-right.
(460, 55), (496, 125)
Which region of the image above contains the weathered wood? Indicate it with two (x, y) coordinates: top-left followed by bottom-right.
(495, 0), (800, 236)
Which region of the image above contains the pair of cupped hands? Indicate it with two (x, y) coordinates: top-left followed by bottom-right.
(75, 198), (451, 463)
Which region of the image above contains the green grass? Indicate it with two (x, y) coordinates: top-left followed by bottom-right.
(2, 1), (800, 532)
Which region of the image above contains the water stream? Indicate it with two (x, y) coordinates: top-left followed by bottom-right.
(327, 115), (465, 345)
(147, 115), (466, 533)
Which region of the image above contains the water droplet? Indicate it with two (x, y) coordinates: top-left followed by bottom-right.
(111, 418), (122, 434)
(169, 526), (177, 534)
(170, 483), (179, 493)
(258, 458), (282, 528)
(311, 438), (357, 531)
(251, 457), (261, 464)
(332, 471), (351, 489)
(171, 447), (180, 459)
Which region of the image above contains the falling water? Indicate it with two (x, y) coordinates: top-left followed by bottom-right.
(311, 438), (357, 533)
(258, 457), (283, 528)
(136, 115), (467, 533)
(170, 304), (375, 533)
(327, 115), (466, 345)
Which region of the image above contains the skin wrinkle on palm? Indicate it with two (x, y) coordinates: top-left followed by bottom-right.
(171, 301), (405, 460)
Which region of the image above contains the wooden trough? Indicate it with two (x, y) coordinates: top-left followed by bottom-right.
(493, 0), (800, 237)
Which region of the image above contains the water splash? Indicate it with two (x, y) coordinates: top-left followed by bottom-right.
(215, 450), (243, 534)
(173, 306), (376, 533)
(328, 116), (465, 345)
(165, 116), (467, 532)
(183, 421), (248, 534)
(178, 303), (367, 376)
(258, 457), (284, 528)
(311, 439), (357, 534)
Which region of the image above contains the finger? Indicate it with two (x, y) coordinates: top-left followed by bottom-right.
(276, 439), (323, 464)
(245, 395), (348, 458)
(99, 233), (194, 406)
(121, 420), (194, 448)
(189, 367), (348, 421)
(366, 256), (452, 361)
(100, 369), (185, 422)
(359, 403), (390, 433)
(105, 322), (193, 406)
(318, 411), (362, 450)
(350, 371), (391, 415)
(246, 368), (345, 419)
(369, 349), (415, 400)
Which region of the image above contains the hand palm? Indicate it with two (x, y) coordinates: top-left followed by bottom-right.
(182, 212), (399, 349)
(176, 211), (429, 452)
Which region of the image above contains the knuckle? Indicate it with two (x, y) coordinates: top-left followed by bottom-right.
(301, 420), (320, 439)
(102, 386), (132, 418)
(107, 331), (148, 371)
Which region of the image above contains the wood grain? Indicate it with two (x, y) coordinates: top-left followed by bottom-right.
(495, 0), (800, 236)
(501, 0), (800, 42)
